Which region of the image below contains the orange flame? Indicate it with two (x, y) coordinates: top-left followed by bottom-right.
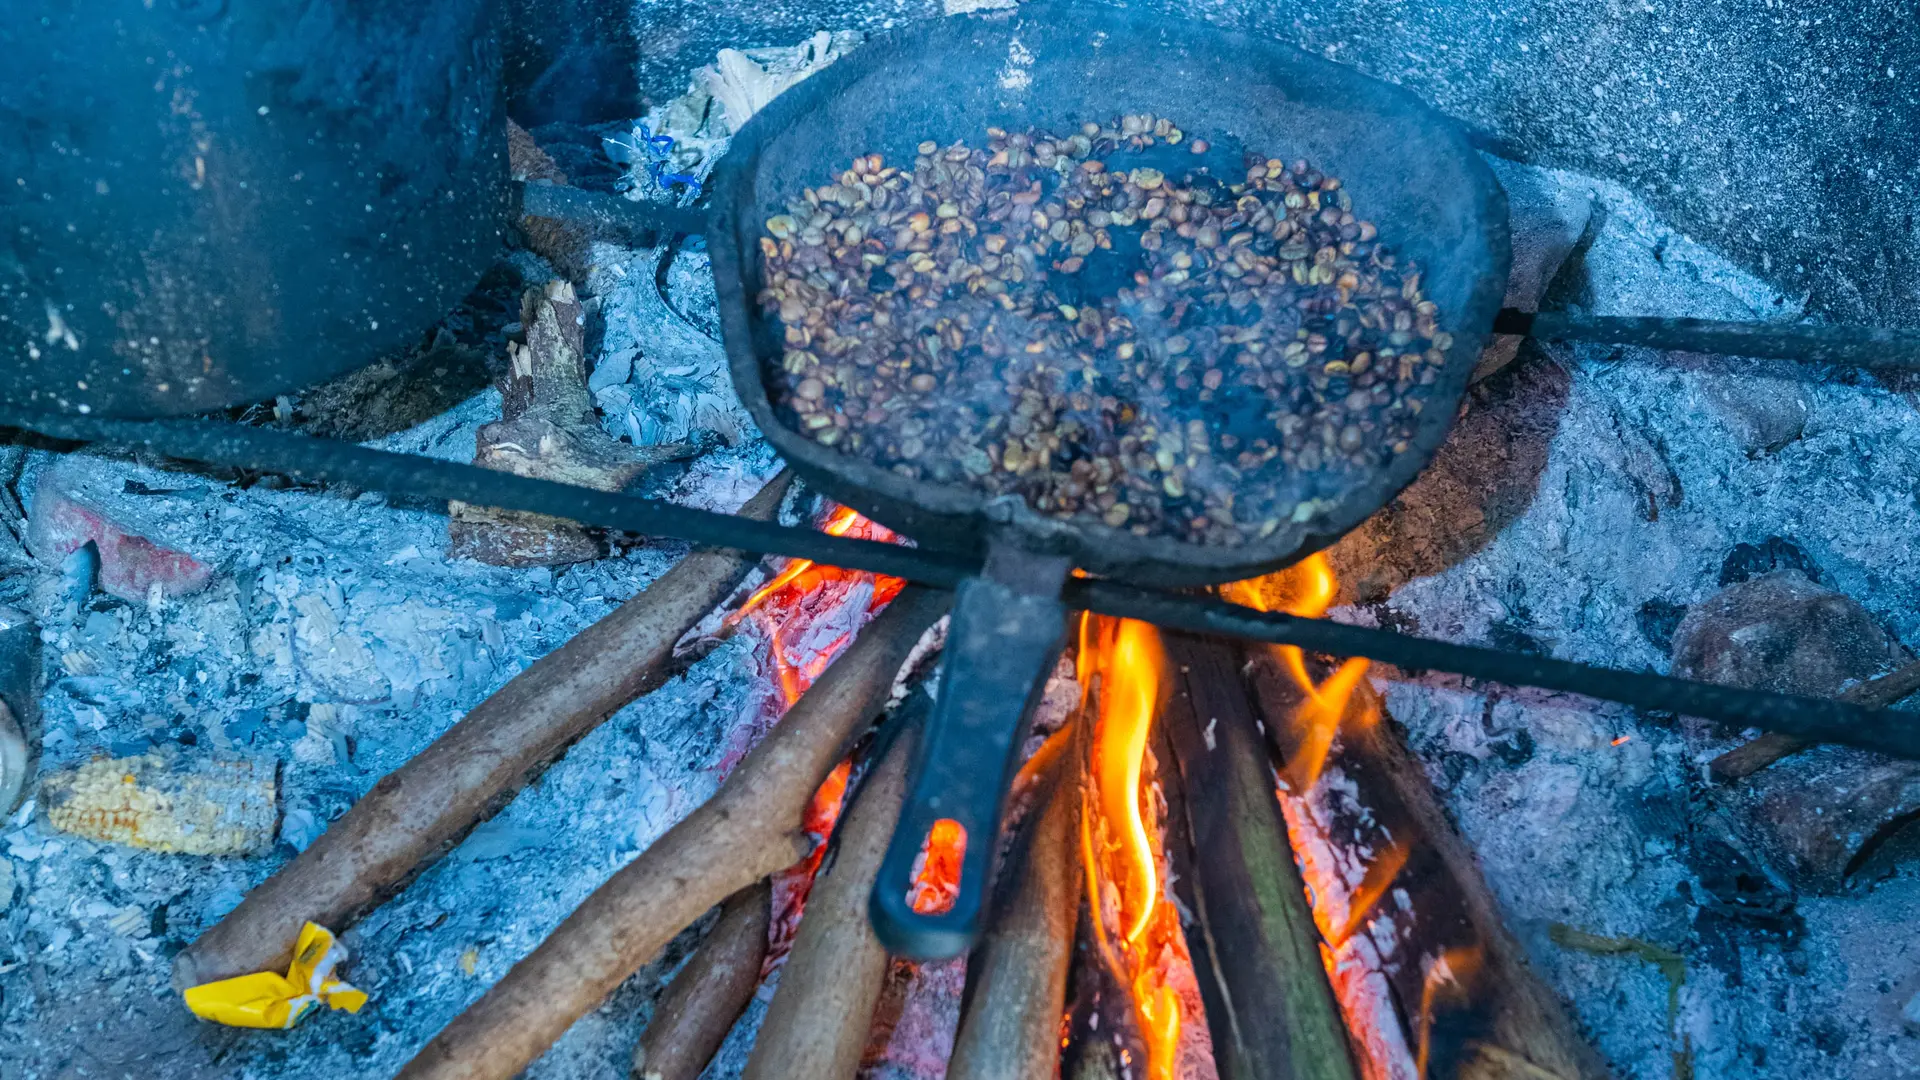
(1221, 553), (1370, 791)
(1415, 948), (1483, 1080)
(731, 506), (902, 707)
(908, 818), (968, 915)
(1078, 615), (1187, 1080)
(745, 505), (904, 972)
(1331, 840), (1411, 948)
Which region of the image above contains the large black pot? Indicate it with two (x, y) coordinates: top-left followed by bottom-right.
(0, 0), (510, 418)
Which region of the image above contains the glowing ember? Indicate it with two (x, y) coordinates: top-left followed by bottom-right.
(728, 506), (904, 706)
(1414, 948), (1483, 1080)
(726, 504), (904, 971)
(1077, 615), (1208, 1080)
(908, 819), (967, 916)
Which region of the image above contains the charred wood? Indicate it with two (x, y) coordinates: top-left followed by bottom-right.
(449, 280), (708, 567)
(173, 474), (791, 989)
(1241, 648), (1609, 1080)
(396, 585), (950, 1080)
(1159, 633), (1358, 1080)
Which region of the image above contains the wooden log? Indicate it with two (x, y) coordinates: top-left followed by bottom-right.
(629, 882), (771, 1080)
(397, 584), (950, 1080)
(448, 280), (707, 566)
(1241, 647), (1610, 1080)
(1159, 633), (1358, 1080)
(946, 745), (1081, 1080)
(741, 708), (918, 1080)
(1709, 656), (1920, 782)
(173, 472), (794, 990)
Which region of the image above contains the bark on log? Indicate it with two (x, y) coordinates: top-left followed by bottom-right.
(1709, 657), (1920, 782)
(946, 747), (1080, 1080)
(741, 714), (916, 1080)
(449, 280), (707, 566)
(630, 882), (771, 1080)
(1159, 633), (1358, 1080)
(172, 473), (792, 989)
(397, 585), (950, 1080)
(1241, 648), (1610, 1080)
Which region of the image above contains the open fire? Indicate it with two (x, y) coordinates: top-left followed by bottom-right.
(1076, 615), (1213, 1080)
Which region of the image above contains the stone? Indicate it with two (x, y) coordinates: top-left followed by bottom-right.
(27, 457), (214, 603)
(1327, 355), (1569, 605)
(1670, 571), (1905, 703)
(1672, 571), (1920, 892)
(1471, 158), (1595, 383)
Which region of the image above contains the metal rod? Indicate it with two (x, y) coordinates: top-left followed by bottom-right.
(7, 410), (1919, 761)
(1495, 308), (1920, 369)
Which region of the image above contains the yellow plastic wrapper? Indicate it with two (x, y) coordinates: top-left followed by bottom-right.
(183, 922), (369, 1029)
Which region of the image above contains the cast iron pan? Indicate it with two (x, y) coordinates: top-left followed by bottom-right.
(708, 2), (1510, 957)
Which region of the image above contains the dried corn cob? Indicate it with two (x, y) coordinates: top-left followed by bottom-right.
(42, 749), (277, 856)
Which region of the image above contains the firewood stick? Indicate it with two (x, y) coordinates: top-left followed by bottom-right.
(1709, 656), (1920, 782)
(630, 881), (771, 1080)
(1241, 649), (1610, 1080)
(172, 473), (793, 989)
(946, 744), (1081, 1080)
(397, 585), (950, 1080)
(740, 707), (919, 1080)
(1160, 634), (1358, 1080)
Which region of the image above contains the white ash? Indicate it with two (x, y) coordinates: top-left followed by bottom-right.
(1342, 156), (1920, 1078)
(0, 223), (787, 1077)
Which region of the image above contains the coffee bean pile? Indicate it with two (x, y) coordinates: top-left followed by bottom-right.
(757, 115), (1453, 545)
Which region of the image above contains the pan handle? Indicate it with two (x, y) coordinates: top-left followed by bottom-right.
(868, 544), (1071, 960)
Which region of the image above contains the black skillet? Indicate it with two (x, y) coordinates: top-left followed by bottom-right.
(706, 2), (1510, 958)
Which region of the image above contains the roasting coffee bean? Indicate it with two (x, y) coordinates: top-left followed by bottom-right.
(757, 117), (1450, 545)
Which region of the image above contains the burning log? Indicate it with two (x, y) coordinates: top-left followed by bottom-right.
(629, 882), (772, 1080)
(947, 742), (1082, 1080)
(1158, 632), (1358, 1080)
(397, 584), (950, 1080)
(172, 473), (792, 990)
(1067, 617), (1217, 1080)
(1240, 648), (1609, 1080)
(742, 708), (917, 1080)
(1709, 656), (1920, 782)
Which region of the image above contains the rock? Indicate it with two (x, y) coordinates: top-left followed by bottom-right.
(1903, 990), (1920, 1032)
(1672, 572), (1920, 892)
(1471, 159), (1595, 383)
(1670, 571), (1904, 702)
(27, 459), (215, 603)
(0, 603), (37, 815)
(1672, 353), (1809, 456)
(1748, 746), (1920, 893)
(40, 747), (277, 857)
(0, 856), (14, 912)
